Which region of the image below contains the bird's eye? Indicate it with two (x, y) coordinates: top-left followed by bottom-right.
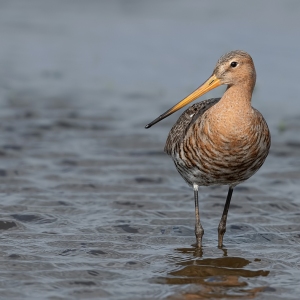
(230, 61), (238, 68)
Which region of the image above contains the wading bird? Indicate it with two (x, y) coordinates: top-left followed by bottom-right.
(145, 50), (270, 248)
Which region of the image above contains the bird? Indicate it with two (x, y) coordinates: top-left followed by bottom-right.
(145, 50), (271, 248)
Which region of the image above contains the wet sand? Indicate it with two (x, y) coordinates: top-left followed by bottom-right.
(0, 1), (300, 299)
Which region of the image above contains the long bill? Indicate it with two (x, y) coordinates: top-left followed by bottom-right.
(145, 74), (221, 129)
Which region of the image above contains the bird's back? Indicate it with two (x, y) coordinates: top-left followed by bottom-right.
(164, 98), (220, 156)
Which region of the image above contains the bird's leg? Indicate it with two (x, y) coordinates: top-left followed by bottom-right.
(218, 186), (234, 248)
(193, 184), (204, 248)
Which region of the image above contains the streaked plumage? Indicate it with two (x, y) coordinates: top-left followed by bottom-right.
(165, 99), (270, 187)
(145, 50), (271, 248)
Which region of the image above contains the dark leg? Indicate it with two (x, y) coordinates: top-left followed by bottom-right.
(193, 184), (204, 248)
(218, 186), (234, 248)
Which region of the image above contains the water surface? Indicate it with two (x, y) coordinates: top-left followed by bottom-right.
(0, 1), (300, 299)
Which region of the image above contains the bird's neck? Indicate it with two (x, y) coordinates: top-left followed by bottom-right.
(206, 82), (255, 135)
(221, 82), (254, 109)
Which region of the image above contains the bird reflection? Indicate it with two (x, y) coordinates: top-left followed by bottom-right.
(156, 248), (269, 299)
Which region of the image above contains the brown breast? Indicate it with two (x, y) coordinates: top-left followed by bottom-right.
(169, 104), (271, 186)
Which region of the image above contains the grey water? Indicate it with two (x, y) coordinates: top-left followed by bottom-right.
(0, 0), (299, 299)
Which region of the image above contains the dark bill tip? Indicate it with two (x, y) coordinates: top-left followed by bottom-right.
(144, 110), (172, 129)
(144, 116), (162, 129)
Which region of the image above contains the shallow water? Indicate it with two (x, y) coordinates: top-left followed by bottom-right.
(0, 1), (300, 299)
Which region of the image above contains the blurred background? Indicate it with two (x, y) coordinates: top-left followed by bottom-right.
(1, 1), (300, 127)
(0, 1), (299, 299)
